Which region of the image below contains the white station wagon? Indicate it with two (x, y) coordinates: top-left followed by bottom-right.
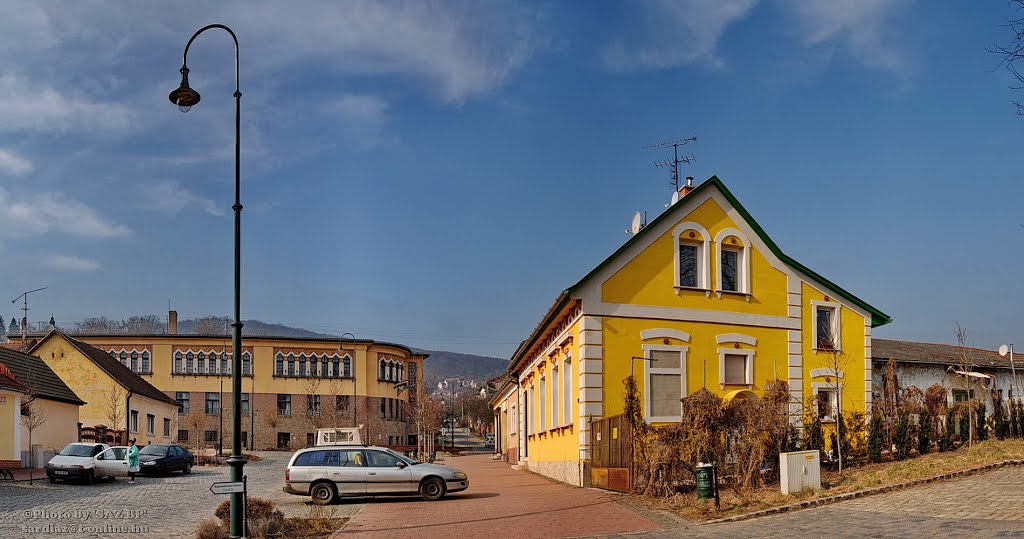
(283, 445), (469, 504)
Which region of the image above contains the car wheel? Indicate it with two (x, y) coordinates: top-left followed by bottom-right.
(183, 462), (192, 474)
(108, 476), (115, 481)
(49, 477), (56, 484)
(310, 482), (338, 505)
(419, 477), (446, 501)
(85, 470), (94, 485)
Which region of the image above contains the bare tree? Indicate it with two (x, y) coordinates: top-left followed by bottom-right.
(990, 0), (1024, 115)
(184, 405), (211, 455)
(123, 314), (164, 334)
(954, 323), (976, 447)
(20, 380), (48, 483)
(104, 385), (128, 440)
(819, 339), (852, 474)
(303, 377), (330, 431)
(193, 316), (229, 335)
(76, 317), (123, 334)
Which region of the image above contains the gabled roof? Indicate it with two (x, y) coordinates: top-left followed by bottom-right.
(0, 347), (85, 405)
(509, 176), (891, 369)
(0, 362), (27, 393)
(872, 338), (1016, 370)
(29, 330), (178, 406)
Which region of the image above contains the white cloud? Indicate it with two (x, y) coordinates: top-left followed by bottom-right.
(780, 0), (911, 77)
(328, 94), (390, 150)
(0, 149), (33, 176)
(0, 186), (131, 240)
(141, 180), (224, 216)
(601, 0), (758, 72)
(47, 255), (100, 271)
(0, 73), (136, 135)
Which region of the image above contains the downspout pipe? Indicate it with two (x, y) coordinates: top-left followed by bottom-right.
(125, 390), (134, 444)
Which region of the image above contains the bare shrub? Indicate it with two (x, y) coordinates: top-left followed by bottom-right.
(680, 388), (725, 466)
(214, 497), (284, 538)
(194, 519), (228, 539)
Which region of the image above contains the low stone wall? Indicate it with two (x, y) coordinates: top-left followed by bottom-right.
(527, 459), (582, 487)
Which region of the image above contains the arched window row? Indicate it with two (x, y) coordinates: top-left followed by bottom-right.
(378, 357), (406, 383)
(107, 348), (152, 375)
(274, 352), (352, 379)
(172, 348), (252, 376)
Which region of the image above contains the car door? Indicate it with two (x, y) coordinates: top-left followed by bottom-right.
(94, 448), (128, 477)
(363, 449), (413, 494)
(168, 446), (183, 471)
(328, 449), (367, 496)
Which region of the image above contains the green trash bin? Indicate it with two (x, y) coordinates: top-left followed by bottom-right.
(696, 463), (714, 500)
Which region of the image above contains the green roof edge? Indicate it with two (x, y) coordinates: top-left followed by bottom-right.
(567, 175), (891, 327)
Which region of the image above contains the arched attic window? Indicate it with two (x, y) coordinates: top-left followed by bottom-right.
(673, 222), (711, 292)
(714, 228), (751, 297)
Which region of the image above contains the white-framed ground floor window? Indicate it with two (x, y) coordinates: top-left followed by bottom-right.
(812, 383), (840, 422)
(642, 345), (688, 423)
(718, 348), (754, 388)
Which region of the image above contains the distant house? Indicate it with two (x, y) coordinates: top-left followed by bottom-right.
(0, 347), (85, 468)
(30, 330), (180, 446)
(872, 339), (1022, 413)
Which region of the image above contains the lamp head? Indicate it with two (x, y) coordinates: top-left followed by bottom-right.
(168, 66), (200, 113)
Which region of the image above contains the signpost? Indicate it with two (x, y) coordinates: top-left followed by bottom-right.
(210, 481), (245, 494)
(210, 476), (248, 537)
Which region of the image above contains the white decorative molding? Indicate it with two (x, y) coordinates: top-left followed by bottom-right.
(718, 347), (754, 389)
(713, 227), (752, 294)
(811, 300), (842, 351)
(583, 302), (801, 330)
(715, 333), (756, 346)
(810, 368), (844, 379)
(640, 328), (691, 342)
(673, 221), (712, 290)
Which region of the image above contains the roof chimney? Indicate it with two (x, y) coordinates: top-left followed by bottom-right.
(678, 176), (696, 198)
(168, 310), (178, 335)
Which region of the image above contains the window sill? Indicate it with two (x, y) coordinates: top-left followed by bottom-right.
(674, 286), (712, 298)
(715, 289), (751, 302)
(813, 348), (842, 353)
(719, 383), (754, 390)
(173, 372), (252, 377)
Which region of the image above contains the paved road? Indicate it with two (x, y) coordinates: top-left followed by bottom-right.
(598, 466), (1024, 539)
(335, 454), (660, 538)
(0, 451), (363, 538)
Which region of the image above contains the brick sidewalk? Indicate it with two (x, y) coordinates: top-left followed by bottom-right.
(334, 455), (661, 538)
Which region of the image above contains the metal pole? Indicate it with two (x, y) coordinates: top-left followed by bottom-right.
(176, 24), (245, 538)
(219, 378), (224, 455)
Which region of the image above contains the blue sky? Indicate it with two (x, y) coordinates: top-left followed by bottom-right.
(0, 1), (1022, 358)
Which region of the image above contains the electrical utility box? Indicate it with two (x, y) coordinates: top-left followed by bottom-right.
(780, 450), (821, 495)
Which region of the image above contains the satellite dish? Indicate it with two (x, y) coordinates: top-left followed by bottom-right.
(631, 211), (642, 234)
(999, 344), (1009, 357)
(671, 191), (680, 205)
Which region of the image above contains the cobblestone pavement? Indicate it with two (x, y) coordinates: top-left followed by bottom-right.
(335, 455), (660, 538)
(596, 466), (1024, 539)
(0, 451), (364, 538)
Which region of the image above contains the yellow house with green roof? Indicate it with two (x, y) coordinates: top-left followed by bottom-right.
(491, 175), (890, 488)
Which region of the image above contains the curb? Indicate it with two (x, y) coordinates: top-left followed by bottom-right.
(701, 459), (1024, 525)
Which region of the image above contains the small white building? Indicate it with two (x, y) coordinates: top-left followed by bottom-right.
(872, 339), (1023, 414)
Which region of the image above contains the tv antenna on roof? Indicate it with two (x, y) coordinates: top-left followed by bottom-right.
(643, 136), (697, 191)
(12, 286), (47, 349)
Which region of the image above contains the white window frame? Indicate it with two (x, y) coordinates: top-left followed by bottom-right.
(562, 356), (572, 427)
(551, 366), (559, 430)
(527, 385), (535, 435)
(812, 300), (842, 351)
(146, 413), (155, 435)
(718, 348), (754, 389)
(812, 382), (840, 422)
(642, 344), (688, 423)
(130, 410), (139, 432)
(539, 375), (547, 432)
(713, 227), (751, 296)
(510, 405), (517, 435)
(672, 222), (711, 291)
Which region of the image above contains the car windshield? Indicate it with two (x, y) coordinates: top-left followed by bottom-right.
(58, 445), (97, 457)
(140, 445), (168, 456)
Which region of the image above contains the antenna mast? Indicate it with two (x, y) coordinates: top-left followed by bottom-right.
(643, 136), (697, 191)
(11, 286), (47, 350)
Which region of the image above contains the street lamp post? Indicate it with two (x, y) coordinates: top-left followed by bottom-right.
(449, 377), (462, 450)
(169, 23), (245, 539)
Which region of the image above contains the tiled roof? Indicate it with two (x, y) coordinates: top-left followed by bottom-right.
(0, 347), (85, 405)
(29, 330), (178, 406)
(872, 338), (1017, 370)
(0, 362), (27, 393)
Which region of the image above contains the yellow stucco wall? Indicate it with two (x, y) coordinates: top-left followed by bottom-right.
(801, 282), (868, 415)
(21, 399), (80, 452)
(72, 336), (424, 404)
(601, 197), (789, 316)
(34, 337), (177, 445)
(0, 390), (19, 460)
(521, 319), (579, 464)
